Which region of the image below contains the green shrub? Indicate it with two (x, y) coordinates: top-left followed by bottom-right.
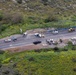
(27, 16), (41, 24)
(28, 57), (35, 61)
(73, 68), (76, 72)
(72, 58), (76, 62)
(3, 12), (12, 24)
(53, 47), (60, 52)
(0, 13), (3, 21)
(42, 48), (51, 52)
(62, 48), (68, 51)
(42, 0), (48, 5)
(34, 49), (42, 53)
(67, 41), (73, 45)
(2, 70), (10, 74)
(72, 47), (76, 50)
(17, 0), (22, 4)
(0, 50), (5, 54)
(71, 15), (76, 21)
(13, 63), (17, 68)
(45, 15), (58, 23)
(0, 64), (2, 68)
(2, 58), (11, 63)
(14, 71), (21, 75)
(11, 13), (23, 24)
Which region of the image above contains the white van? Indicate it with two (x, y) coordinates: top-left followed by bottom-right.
(52, 30), (58, 34)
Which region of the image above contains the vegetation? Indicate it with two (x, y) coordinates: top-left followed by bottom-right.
(0, 1), (76, 75)
(0, 45), (76, 75)
(0, 0), (76, 38)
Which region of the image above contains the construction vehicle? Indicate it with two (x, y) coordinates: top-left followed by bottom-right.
(34, 33), (45, 38)
(46, 39), (54, 45)
(68, 28), (75, 32)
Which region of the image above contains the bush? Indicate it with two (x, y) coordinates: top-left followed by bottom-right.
(2, 70), (10, 74)
(42, 48), (51, 52)
(3, 12), (12, 24)
(17, 0), (22, 4)
(53, 47), (60, 52)
(0, 25), (7, 33)
(71, 15), (76, 21)
(11, 13), (23, 24)
(27, 16), (41, 24)
(42, 0), (48, 5)
(73, 68), (76, 72)
(67, 41), (73, 45)
(42, 0), (48, 2)
(13, 63), (17, 68)
(2, 58), (11, 63)
(72, 58), (76, 62)
(34, 49), (42, 53)
(0, 50), (5, 54)
(0, 13), (3, 21)
(28, 57), (35, 61)
(62, 48), (68, 51)
(14, 71), (21, 75)
(45, 15), (58, 23)
(72, 47), (76, 50)
(0, 64), (2, 68)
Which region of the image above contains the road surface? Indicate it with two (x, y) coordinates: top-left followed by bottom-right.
(0, 28), (76, 50)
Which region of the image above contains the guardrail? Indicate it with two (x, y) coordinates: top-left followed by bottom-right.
(57, 26), (76, 31)
(46, 26), (76, 32)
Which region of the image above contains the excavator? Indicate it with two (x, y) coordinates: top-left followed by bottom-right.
(68, 28), (75, 32)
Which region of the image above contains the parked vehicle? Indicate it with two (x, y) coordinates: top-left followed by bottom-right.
(34, 33), (42, 38)
(52, 30), (58, 34)
(68, 28), (75, 32)
(23, 32), (27, 37)
(33, 41), (41, 45)
(52, 41), (58, 45)
(46, 39), (54, 45)
(4, 38), (11, 43)
(11, 37), (17, 42)
(46, 39), (51, 45)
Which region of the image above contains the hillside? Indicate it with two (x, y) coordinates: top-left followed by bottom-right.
(0, 0), (76, 16)
(0, 0), (76, 38)
(0, 49), (76, 75)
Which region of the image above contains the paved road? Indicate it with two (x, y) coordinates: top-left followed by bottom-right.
(0, 28), (76, 50)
